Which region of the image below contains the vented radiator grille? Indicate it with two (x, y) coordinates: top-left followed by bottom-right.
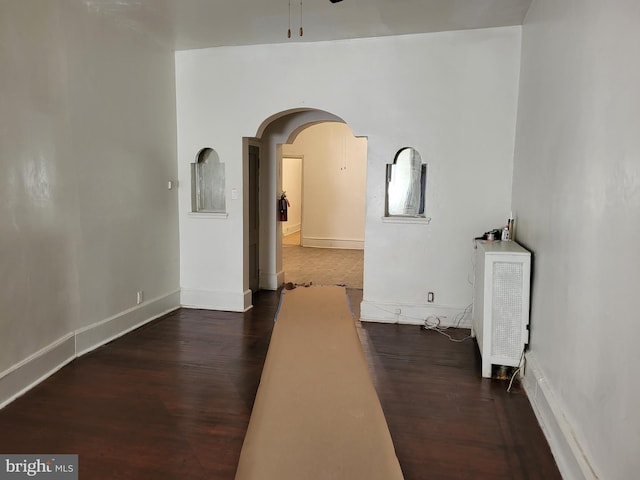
(491, 262), (523, 359)
(472, 240), (530, 377)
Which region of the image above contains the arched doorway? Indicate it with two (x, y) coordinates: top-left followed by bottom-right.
(243, 109), (367, 295)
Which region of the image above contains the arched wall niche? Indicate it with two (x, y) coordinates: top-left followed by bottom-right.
(385, 147), (427, 217)
(191, 147), (226, 214)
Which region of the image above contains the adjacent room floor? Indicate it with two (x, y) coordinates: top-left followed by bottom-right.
(282, 231), (364, 288)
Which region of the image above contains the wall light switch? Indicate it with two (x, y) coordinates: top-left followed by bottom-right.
(231, 188), (238, 200)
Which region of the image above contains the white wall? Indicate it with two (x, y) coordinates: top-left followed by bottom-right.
(282, 122), (367, 249)
(513, 0), (640, 478)
(0, 0), (180, 407)
(282, 157), (302, 236)
(176, 27), (521, 319)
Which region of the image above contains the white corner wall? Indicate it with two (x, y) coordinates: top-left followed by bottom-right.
(176, 27), (521, 319)
(513, 0), (640, 478)
(282, 122), (367, 249)
(282, 157), (302, 236)
(0, 1), (180, 408)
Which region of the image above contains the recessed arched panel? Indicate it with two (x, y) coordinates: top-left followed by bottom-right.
(191, 147), (226, 213)
(385, 147), (427, 217)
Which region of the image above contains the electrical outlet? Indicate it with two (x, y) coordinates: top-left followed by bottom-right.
(136, 291), (144, 305)
(394, 308), (401, 315)
(427, 291), (435, 303)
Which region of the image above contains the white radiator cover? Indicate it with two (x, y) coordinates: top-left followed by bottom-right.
(472, 240), (531, 378)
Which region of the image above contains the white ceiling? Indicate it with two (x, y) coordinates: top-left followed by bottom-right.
(82, 0), (532, 50)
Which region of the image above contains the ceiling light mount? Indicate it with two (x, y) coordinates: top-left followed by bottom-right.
(287, 0), (304, 38)
(288, 0), (343, 39)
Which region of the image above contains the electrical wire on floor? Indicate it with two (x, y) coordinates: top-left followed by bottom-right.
(368, 303), (426, 324)
(421, 304), (473, 343)
(507, 349), (526, 393)
(367, 302), (473, 343)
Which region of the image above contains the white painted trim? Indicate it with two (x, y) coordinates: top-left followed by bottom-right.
(359, 300), (470, 327)
(187, 212), (229, 219)
(522, 352), (599, 480)
(260, 270), (284, 291)
(0, 334), (76, 410)
(381, 216), (431, 224)
(75, 290), (181, 356)
(180, 287), (249, 312)
(301, 236), (364, 250)
(282, 223), (301, 236)
(243, 289), (253, 312)
(0, 290), (180, 410)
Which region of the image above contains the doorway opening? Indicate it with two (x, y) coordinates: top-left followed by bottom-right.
(244, 108), (367, 300)
(281, 122), (366, 289)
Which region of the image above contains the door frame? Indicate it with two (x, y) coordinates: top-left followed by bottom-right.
(243, 137), (261, 298)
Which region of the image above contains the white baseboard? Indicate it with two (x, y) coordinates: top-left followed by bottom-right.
(0, 290), (181, 410)
(359, 300), (471, 327)
(260, 270), (284, 291)
(243, 289), (253, 311)
(522, 352), (598, 480)
(301, 236), (364, 250)
(0, 334), (76, 410)
(282, 223), (301, 236)
(76, 290), (181, 356)
(180, 287), (250, 312)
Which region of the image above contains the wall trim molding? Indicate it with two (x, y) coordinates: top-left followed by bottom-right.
(0, 290), (181, 410)
(243, 289), (253, 312)
(76, 290), (181, 356)
(180, 287), (249, 312)
(282, 223), (301, 236)
(522, 352), (598, 480)
(187, 212), (229, 219)
(381, 216), (431, 225)
(359, 300), (471, 327)
(260, 270), (284, 291)
(301, 236), (364, 250)
(0, 334), (76, 411)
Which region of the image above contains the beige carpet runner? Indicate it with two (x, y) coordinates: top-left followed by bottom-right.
(235, 285), (404, 480)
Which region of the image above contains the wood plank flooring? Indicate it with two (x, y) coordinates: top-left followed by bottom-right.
(0, 289), (561, 479)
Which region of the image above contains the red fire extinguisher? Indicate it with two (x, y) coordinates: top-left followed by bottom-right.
(279, 192), (290, 222)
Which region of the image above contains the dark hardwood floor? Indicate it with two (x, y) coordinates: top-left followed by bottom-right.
(0, 289), (561, 479)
